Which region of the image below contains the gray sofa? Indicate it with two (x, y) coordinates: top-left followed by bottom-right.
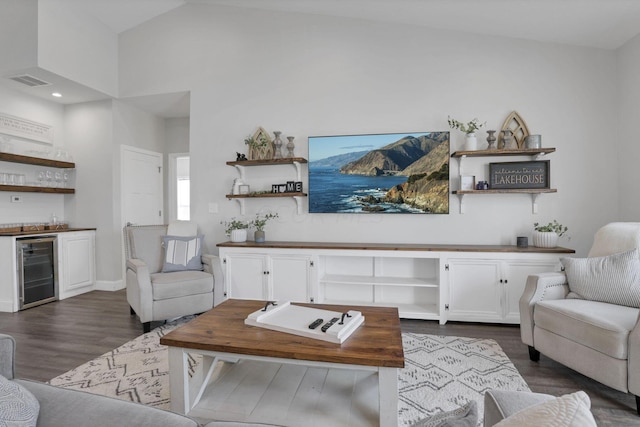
(0, 333), (281, 427)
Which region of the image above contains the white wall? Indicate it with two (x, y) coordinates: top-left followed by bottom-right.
(118, 3), (620, 256)
(37, 0), (118, 96)
(0, 0), (37, 75)
(64, 100), (117, 282)
(0, 84), (66, 224)
(616, 33), (640, 221)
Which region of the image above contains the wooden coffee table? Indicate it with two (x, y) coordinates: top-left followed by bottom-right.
(160, 299), (404, 427)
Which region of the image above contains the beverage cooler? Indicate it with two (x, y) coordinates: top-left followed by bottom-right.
(17, 237), (58, 310)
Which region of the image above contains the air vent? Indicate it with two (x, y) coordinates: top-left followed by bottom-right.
(7, 74), (51, 87)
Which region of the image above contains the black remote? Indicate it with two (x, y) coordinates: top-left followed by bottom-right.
(308, 318), (324, 329)
(321, 317), (340, 332)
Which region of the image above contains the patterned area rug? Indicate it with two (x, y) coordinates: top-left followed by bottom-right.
(49, 322), (529, 426)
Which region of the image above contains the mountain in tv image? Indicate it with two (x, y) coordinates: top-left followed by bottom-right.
(308, 132), (449, 214)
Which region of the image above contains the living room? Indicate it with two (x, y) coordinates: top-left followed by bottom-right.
(1, 0), (640, 426)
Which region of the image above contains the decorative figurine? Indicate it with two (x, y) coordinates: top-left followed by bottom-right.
(286, 136), (295, 158)
(236, 152), (247, 161)
(486, 130), (497, 150)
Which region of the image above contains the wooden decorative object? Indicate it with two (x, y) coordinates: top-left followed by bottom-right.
(248, 127), (274, 160)
(500, 111), (530, 149)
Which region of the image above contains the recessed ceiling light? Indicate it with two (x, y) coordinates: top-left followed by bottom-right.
(52, 92), (62, 98)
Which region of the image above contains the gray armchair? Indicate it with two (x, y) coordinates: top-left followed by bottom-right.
(520, 222), (640, 415)
(124, 221), (221, 332)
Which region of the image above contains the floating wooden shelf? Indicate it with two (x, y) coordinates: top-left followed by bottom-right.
(226, 192), (307, 199)
(452, 189), (557, 195)
(226, 157), (308, 167)
(451, 148), (555, 158)
(227, 157), (308, 214)
(0, 184), (74, 194)
(0, 152), (75, 168)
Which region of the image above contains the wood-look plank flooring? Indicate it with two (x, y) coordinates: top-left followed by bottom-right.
(0, 290), (637, 426)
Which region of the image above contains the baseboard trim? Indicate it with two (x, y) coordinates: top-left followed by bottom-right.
(95, 280), (125, 291)
(0, 300), (16, 313)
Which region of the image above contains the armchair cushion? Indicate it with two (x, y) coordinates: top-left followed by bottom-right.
(161, 235), (203, 272)
(0, 374), (39, 426)
(534, 299), (638, 359)
(561, 248), (640, 308)
(150, 270), (213, 300)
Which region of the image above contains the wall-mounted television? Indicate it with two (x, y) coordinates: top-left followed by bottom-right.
(308, 131), (450, 214)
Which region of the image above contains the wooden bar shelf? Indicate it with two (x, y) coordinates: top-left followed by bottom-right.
(0, 184), (74, 194)
(0, 152), (75, 168)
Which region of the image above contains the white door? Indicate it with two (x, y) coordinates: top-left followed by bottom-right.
(121, 145), (163, 226)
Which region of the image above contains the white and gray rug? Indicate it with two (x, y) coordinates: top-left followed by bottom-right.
(49, 321), (529, 426)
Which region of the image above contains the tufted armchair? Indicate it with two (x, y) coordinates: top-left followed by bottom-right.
(520, 222), (640, 415)
(124, 221), (221, 332)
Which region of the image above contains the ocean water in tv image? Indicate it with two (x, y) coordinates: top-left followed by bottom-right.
(307, 131), (450, 214)
(309, 167), (423, 213)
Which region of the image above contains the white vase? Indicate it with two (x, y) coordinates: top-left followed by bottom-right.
(230, 229), (247, 243)
(532, 231), (558, 248)
(464, 133), (477, 151)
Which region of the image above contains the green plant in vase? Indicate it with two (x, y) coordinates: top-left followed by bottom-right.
(533, 220), (568, 248)
(221, 218), (249, 242)
(251, 212), (279, 243)
(448, 116), (486, 151)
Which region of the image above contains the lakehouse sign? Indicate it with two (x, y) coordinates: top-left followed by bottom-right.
(489, 160), (550, 189)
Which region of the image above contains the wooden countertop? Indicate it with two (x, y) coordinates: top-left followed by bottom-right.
(0, 227), (96, 237)
(217, 240), (575, 253)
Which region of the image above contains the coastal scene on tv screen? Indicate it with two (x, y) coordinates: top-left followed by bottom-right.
(308, 131), (450, 214)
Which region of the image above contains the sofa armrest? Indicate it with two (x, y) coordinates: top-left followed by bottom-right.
(628, 311), (640, 396)
(202, 253), (223, 283)
(125, 258), (154, 323)
(16, 379), (198, 427)
(0, 333), (15, 379)
(519, 272), (569, 346)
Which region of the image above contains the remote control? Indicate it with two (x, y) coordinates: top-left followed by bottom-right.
(308, 318), (324, 329)
(321, 317), (340, 332)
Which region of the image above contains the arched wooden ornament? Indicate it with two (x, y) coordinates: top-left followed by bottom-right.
(248, 127), (274, 160)
(500, 111), (530, 149)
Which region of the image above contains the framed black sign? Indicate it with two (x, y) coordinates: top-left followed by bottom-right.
(489, 160), (550, 189)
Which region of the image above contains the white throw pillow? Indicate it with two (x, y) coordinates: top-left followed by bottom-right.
(494, 391), (596, 427)
(561, 248), (640, 308)
(0, 375), (39, 427)
(161, 235), (204, 272)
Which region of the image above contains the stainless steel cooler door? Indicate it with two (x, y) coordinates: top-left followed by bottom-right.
(17, 237), (58, 309)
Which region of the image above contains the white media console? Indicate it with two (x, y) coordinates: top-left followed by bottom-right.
(216, 241), (574, 325)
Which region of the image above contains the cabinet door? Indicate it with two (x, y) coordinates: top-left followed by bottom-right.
(502, 259), (560, 323)
(269, 255), (313, 302)
(448, 259), (502, 322)
(224, 254), (267, 300)
(60, 232), (95, 299)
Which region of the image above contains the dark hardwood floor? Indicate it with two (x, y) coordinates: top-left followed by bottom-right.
(0, 290), (637, 426)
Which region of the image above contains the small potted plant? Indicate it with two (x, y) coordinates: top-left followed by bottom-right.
(533, 220), (568, 248)
(251, 212), (279, 243)
(448, 116), (485, 151)
(221, 218), (250, 243)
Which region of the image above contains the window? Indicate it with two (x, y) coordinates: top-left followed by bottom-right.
(176, 156), (190, 221)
